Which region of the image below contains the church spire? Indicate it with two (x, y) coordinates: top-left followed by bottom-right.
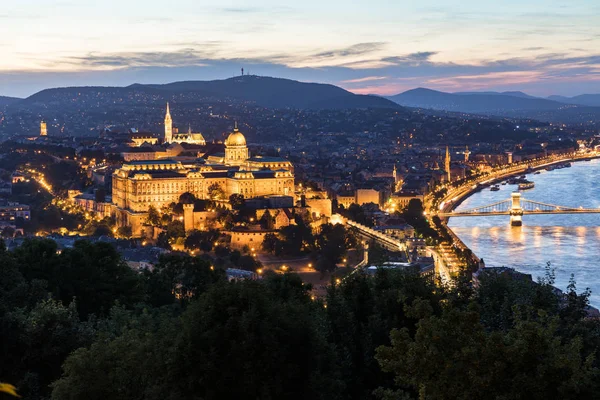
(164, 102), (173, 144)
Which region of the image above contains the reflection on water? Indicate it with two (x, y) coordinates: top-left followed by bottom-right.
(448, 159), (600, 305)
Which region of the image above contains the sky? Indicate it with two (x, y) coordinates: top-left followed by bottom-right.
(1, 0), (600, 98)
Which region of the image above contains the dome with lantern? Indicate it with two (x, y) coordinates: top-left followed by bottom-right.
(225, 124), (247, 147)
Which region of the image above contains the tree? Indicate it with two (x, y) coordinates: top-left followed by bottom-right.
(156, 231), (171, 250)
(229, 193), (245, 210)
(169, 279), (342, 400)
(143, 254), (225, 306)
(92, 223), (112, 237)
(146, 205), (161, 226)
(184, 229), (220, 253)
(368, 242), (389, 267)
(237, 255), (261, 272)
(260, 209), (275, 230)
(1, 226), (15, 238)
(116, 225), (132, 239)
(166, 220), (185, 240)
(207, 183), (225, 201)
(179, 192), (196, 204)
(376, 304), (600, 400)
(314, 223), (348, 273)
(53, 241), (143, 317)
(401, 199), (438, 239)
(262, 233), (279, 254)
(2, 300), (95, 400)
(51, 307), (178, 400)
(343, 203), (370, 226)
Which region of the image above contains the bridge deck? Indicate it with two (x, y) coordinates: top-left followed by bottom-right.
(440, 209), (600, 217)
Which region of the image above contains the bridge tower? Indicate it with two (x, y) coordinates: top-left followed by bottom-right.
(509, 191), (523, 226)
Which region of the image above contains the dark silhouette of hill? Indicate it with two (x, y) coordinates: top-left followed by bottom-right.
(547, 94), (600, 107)
(18, 76), (400, 110)
(141, 75), (399, 109)
(453, 90), (538, 99)
(0, 96), (22, 107)
(387, 88), (600, 123)
(388, 88), (566, 114)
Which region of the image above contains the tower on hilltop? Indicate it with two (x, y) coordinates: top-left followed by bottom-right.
(40, 121), (47, 136)
(445, 146), (451, 182)
(164, 102), (173, 143)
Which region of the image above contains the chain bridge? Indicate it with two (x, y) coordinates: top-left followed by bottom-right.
(439, 192), (600, 226)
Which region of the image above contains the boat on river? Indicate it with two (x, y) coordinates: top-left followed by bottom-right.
(490, 185), (500, 191)
(518, 181), (535, 190)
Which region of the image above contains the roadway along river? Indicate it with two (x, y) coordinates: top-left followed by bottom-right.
(448, 158), (600, 305)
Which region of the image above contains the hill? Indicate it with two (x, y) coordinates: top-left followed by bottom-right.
(0, 95), (22, 107)
(20, 75), (400, 111)
(388, 88), (566, 114)
(548, 94), (600, 107)
(453, 90), (538, 99)
(141, 75), (399, 109)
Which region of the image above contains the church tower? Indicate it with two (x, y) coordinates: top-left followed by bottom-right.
(40, 121), (47, 136)
(464, 145), (471, 163)
(164, 102), (173, 144)
(445, 146), (451, 182)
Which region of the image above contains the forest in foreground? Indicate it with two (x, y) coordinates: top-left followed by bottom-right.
(1, 238), (598, 400)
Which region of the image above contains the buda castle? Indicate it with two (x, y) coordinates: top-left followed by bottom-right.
(112, 104), (294, 235)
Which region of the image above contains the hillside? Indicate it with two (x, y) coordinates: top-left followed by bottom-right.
(453, 91), (538, 99)
(389, 88), (566, 114)
(548, 94), (600, 107)
(20, 75), (400, 111)
(0, 95), (22, 107)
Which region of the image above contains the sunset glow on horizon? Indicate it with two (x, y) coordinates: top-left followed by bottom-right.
(1, 0), (600, 97)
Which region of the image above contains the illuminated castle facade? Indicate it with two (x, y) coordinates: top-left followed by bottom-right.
(112, 124), (294, 235)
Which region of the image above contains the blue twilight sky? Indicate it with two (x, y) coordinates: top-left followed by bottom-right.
(1, 0), (599, 98)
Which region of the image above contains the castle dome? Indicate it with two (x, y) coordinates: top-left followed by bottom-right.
(225, 126), (246, 147)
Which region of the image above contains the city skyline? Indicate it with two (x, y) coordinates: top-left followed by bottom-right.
(2, 0), (600, 98)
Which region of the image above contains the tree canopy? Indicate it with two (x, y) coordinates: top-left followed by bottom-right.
(1, 238), (599, 400)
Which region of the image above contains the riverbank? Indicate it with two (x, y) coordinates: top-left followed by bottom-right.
(428, 151), (600, 270)
(447, 158), (600, 307)
(434, 152), (600, 216)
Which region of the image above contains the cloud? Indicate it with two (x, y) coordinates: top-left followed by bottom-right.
(382, 52), (438, 64)
(342, 76), (388, 84)
(220, 7), (264, 13)
(64, 47), (224, 69)
(3, 45), (600, 98)
(313, 42), (387, 59)
(218, 6), (294, 15)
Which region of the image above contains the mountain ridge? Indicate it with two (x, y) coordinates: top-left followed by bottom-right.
(388, 88), (567, 113)
(16, 75), (400, 111)
(0, 95), (22, 107)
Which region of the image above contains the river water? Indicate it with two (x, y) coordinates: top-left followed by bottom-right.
(448, 158), (600, 305)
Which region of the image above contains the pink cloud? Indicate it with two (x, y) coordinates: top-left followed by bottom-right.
(341, 76), (388, 84)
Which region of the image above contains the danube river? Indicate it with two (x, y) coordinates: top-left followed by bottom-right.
(448, 158), (600, 305)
